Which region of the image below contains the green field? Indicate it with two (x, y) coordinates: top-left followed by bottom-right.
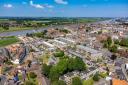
(0, 36), (19, 47)
(0, 27), (34, 33)
(0, 17), (110, 33)
(83, 78), (94, 85)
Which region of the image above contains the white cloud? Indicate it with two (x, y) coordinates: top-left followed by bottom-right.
(54, 0), (68, 5)
(3, 4), (13, 8)
(30, 1), (44, 9)
(29, 1), (54, 9)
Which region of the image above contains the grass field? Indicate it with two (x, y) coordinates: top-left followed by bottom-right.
(0, 18), (109, 33)
(0, 36), (19, 47)
(0, 27), (34, 33)
(83, 78), (94, 85)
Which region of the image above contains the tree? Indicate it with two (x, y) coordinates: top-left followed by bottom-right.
(49, 67), (60, 81)
(83, 78), (94, 85)
(43, 30), (48, 34)
(42, 64), (52, 77)
(93, 72), (100, 81)
(120, 38), (128, 47)
(107, 37), (112, 46)
(59, 29), (70, 33)
(67, 58), (75, 71)
(24, 80), (35, 85)
(36, 23), (43, 27)
(49, 58), (70, 81)
(71, 77), (82, 85)
(68, 57), (86, 71)
(49, 57), (86, 81)
(114, 39), (120, 44)
(26, 33), (33, 37)
(110, 54), (117, 61)
(73, 57), (86, 71)
(49, 59), (68, 81)
(98, 31), (102, 34)
(52, 80), (66, 85)
(103, 37), (112, 48)
(2, 25), (9, 30)
(86, 27), (91, 32)
(109, 45), (118, 53)
(54, 51), (64, 57)
(29, 72), (37, 79)
(103, 41), (109, 48)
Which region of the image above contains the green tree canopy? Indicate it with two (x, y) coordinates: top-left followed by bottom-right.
(93, 72), (100, 81)
(114, 39), (120, 44)
(42, 64), (52, 77)
(103, 36), (112, 48)
(52, 80), (66, 85)
(24, 80), (35, 85)
(107, 37), (112, 46)
(48, 57), (86, 81)
(49, 66), (60, 81)
(108, 45), (118, 53)
(120, 38), (128, 47)
(68, 57), (86, 71)
(54, 51), (64, 57)
(71, 77), (82, 85)
(2, 25), (9, 30)
(29, 72), (37, 79)
(83, 78), (94, 85)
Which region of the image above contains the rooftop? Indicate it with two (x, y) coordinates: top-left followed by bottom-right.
(112, 79), (128, 85)
(77, 45), (100, 54)
(42, 41), (54, 48)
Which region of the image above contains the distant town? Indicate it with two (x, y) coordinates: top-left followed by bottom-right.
(0, 17), (128, 85)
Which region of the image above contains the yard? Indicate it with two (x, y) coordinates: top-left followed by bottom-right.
(83, 78), (94, 85)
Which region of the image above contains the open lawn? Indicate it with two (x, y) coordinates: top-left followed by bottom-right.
(99, 72), (108, 78)
(0, 36), (19, 47)
(83, 78), (94, 85)
(0, 27), (34, 33)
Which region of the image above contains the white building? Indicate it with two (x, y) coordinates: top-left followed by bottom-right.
(76, 45), (102, 60)
(42, 41), (55, 51)
(53, 40), (67, 48)
(58, 37), (76, 45)
(60, 67), (100, 85)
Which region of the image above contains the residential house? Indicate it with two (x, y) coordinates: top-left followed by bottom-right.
(76, 45), (102, 61)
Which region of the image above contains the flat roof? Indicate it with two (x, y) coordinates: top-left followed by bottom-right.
(42, 41), (54, 48)
(77, 45), (100, 54)
(54, 40), (67, 45)
(112, 79), (128, 85)
(60, 38), (75, 43)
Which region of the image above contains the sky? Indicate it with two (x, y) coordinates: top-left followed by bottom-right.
(0, 0), (128, 17)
